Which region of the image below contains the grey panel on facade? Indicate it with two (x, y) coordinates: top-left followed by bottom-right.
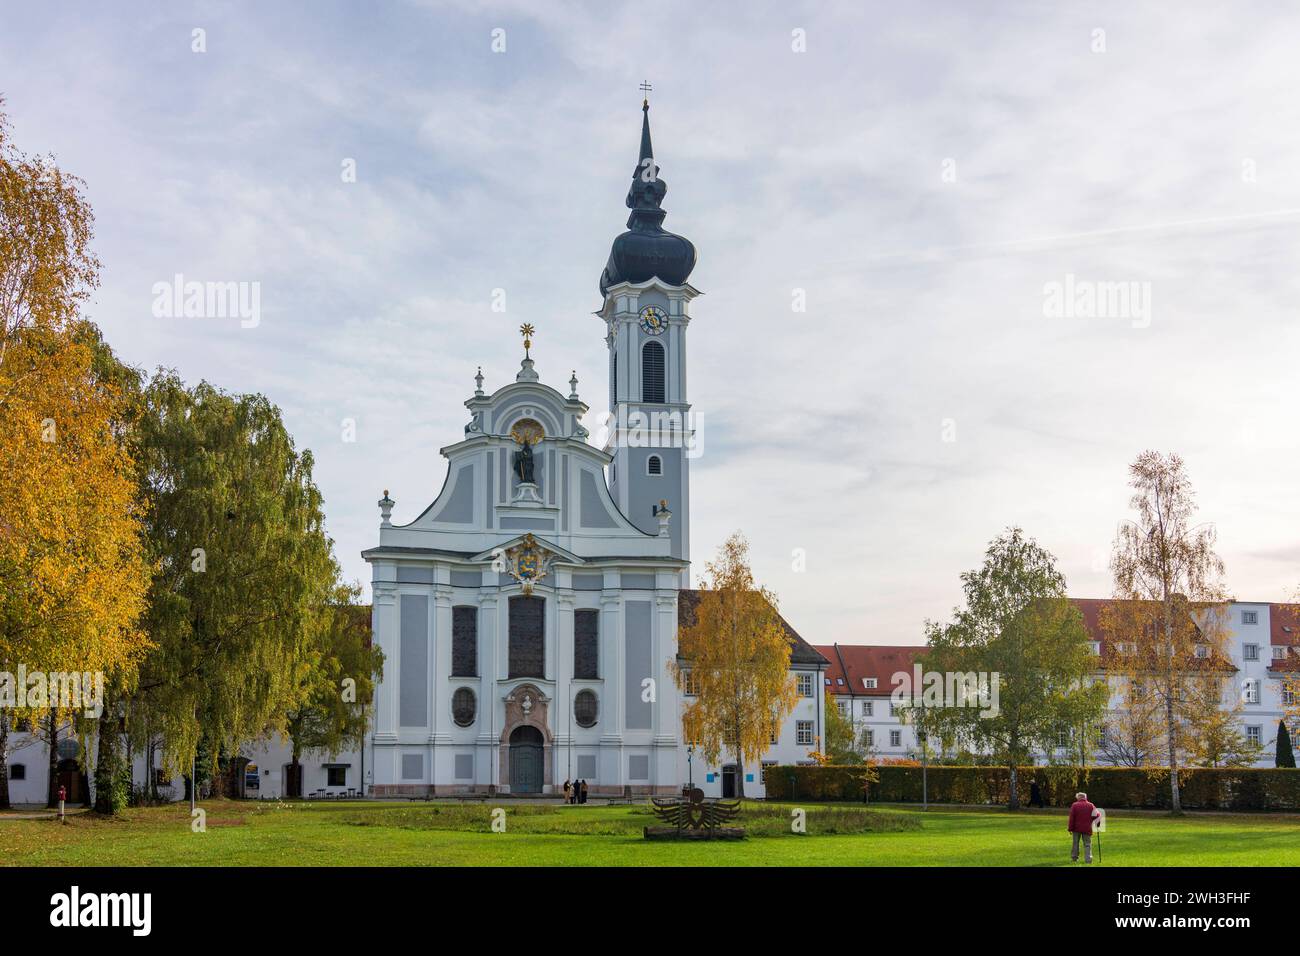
(499, 448), (508, 504)
(577, 755), (596, 778)
(450, 570), (481, 588)
(574, 608), (599, 680)
(508, 595), (545, 678)
(432, 464), (475, 524)
(560, 454), (569, 531)
(401, 753), (423, 780)
(572, 573), (603, 591)
(454, 754), (474, 780)
(451, 605), (477, 677)
(580, 470), (618, 528)
(621, 573), (656, 590)
(500, 516), (556, 531)
(628, 755), (650, 780)
(624, 600), (652, 730)
(399, 595), (429, 727)
(396, 566), (434, 584)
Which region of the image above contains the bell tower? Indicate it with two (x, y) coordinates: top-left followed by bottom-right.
(598, 94), (698, 580)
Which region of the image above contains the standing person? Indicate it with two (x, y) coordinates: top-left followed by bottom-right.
(562, 779), (571, 804)
(1067, 791), (1099, 863)
(580, 779), (589, 804)
(1029, 780), (1043, 808)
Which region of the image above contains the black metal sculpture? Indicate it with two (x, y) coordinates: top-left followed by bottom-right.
(513, 439), (535, 484)
(646, 787), (742, 839)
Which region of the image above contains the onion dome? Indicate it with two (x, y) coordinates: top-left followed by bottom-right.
(599, 100), (697, 295)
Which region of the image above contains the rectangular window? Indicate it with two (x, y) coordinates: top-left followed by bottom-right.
(451, 605), (478, 677)
(862, 701), (873, 717)
(628, 755), (650, 780)
(1243, 679), (1260, 704)
(796, 721), (813, 746)
(864, 730), (874, 748)
(1089, 641), (1101, 655)
(1242, 610), (1259, 625)
(1273, 646), (1288, 660)
(760, 761), (777, 784)
(577, 754), (596, 779)
(1244, 643), (1259, 661)
(797, 674), (814, 697)
(889, 730), (901, 748)
(9, 763), (24, 781)
(1195, 644), (1209, 659)
(1283, 684), (1296, 707)
(837, 700), (849, 717)
(889, 703), (900, 717)
(508, 595), (545, 678)
(1246, 725), (1262, 745)
(454, 754), (474, 780)
(327, 766), (347, 788)
(863, 678), (877, 689)
(574, 607), (600, 679)
(1056, 730), (1069, 749)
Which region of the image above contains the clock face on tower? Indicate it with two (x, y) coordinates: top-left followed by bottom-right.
(638, 305), (668, 335)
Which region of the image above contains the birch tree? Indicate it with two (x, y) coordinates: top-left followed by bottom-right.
(1107, 451), (1227, 813)
(672, 533), (798, 799)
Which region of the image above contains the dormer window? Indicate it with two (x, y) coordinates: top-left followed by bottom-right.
(863, 678), (877, 690)
(1194, 644), (1209, 659)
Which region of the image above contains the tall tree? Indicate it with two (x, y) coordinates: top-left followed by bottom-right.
(0, 104), (149, 809)
(1108, 451), (1227, 813)
(1276, 720), (1295, 769)
(673, 532), (798, 799)
(918, 528), (1108, 809)
(126, 372), (338, 788)
(281, 584), (382, 791)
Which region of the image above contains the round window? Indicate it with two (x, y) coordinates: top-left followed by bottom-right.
(452, 687), (477, 727)
(574, 689), (598, 729)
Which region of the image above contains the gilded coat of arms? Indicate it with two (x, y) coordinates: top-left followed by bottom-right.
(505, 533), (550, 595)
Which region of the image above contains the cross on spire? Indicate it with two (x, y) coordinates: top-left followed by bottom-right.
(639, 80), (652, 106)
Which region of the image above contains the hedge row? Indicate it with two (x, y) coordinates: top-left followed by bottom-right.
(764, 765), (1300, 811)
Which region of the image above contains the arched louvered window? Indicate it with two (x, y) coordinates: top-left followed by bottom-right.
(647, 455), (662, 476)
(641, 341), (665, 403)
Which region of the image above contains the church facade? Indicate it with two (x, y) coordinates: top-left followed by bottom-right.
(362, 100), (827, 797)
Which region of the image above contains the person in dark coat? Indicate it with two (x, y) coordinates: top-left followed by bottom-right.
(1067, 791), (1099, 862)
(580, 779), (589, 804)
(1029, 780), (1043, 808)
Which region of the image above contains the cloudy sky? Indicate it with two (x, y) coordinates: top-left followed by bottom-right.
(5, 1), (1299, 644)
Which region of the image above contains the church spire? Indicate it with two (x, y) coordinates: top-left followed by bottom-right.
(599, 92), (697, 295)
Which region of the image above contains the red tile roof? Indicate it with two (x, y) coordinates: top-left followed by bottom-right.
(1270, 603), (1300, 646)
(814, 644), (926, 697)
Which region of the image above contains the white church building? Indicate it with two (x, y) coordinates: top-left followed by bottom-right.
(361, 97), (827, 798)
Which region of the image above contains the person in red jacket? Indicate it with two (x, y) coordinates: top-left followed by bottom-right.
(1067, 792), (1099, 863)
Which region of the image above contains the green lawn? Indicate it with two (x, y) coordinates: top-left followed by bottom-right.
(2, 799), (1298, 866)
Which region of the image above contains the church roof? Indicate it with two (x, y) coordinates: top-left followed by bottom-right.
(599, 100), (697, 295)
(678, 589), (828, 667)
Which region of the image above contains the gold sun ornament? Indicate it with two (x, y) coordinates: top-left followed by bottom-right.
(519, 323), (535, 357)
